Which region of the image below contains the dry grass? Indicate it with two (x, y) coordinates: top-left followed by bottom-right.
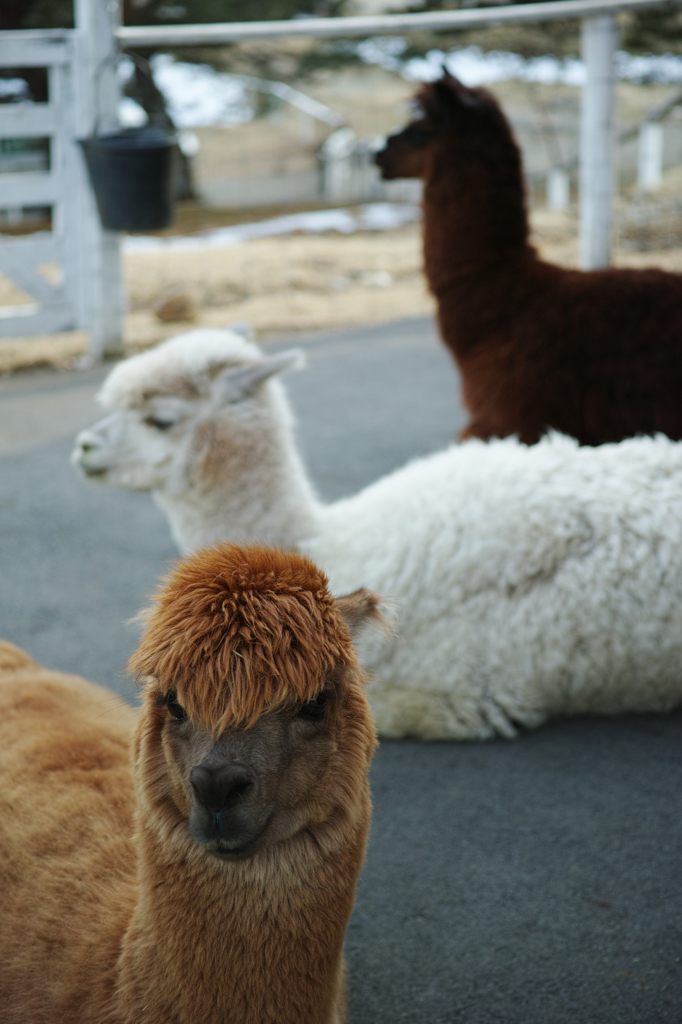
(5, 203), (682, 375)
(122, 223), (430, 344)
(0, 220), (432, 373)
(0, 332), (89, 376)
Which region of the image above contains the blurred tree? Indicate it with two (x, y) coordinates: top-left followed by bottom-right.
(120, 0), (356, 82)
(0, 0), (74, 29)
(621, 5), (682, 56)
(0, 0), (358, 83)
(5, 0), (682, 76)
(374, 0), (682, 61)
(122, 0), (345, 25)
(0, 0), (344, 31)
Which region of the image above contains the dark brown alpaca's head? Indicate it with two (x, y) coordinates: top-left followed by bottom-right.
(130, 544), (380, 861)
(375, 71), (522, 181)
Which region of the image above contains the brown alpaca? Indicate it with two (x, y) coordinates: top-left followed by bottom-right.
(376, 72), (682, 446)
(0, 545), (381, 1024)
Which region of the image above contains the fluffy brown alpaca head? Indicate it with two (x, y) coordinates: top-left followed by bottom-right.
(375, 71), (522, 180)
(130, 543), (380, 861)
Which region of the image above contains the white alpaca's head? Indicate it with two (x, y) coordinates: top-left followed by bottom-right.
(72, 329), (302, 495)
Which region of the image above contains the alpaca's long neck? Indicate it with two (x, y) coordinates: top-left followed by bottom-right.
(116, 815), (366, 1024)
(422, 135), (534, 296)
(154, 402), (324, 555)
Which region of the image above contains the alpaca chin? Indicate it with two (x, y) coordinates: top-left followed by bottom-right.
(188, 806), (272, 858)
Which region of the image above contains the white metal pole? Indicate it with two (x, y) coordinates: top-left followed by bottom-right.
(73, 0), (124, 360)
(638, 120), (664, 190)
(547, 168), (570, 210)
(579, 13), (617, 269)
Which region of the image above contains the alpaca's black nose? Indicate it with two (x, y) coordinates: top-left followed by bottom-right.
(190, 762), (256, 813)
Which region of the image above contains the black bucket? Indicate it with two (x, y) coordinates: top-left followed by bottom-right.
(80, 127), (177, 232)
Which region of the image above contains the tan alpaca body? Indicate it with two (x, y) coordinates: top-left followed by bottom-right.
(0, 546), (378, 1024)
(0, 646), (136, 1024)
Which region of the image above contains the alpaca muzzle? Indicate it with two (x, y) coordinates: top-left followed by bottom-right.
(373, 135), (426, 181)
(72, 428), (109, 477)
(373, 144), (394, 179)
(189, 761), (266, 856)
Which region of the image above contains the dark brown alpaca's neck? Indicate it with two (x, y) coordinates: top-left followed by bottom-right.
(422, 136), (533, 295)
(115, 810), (368, 1024)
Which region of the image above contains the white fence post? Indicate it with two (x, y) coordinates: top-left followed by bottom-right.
(547, 168), (570, 210)
(0, 34), (75, 337)
(638, 120), (664, 191)
(73, 0), (124, 359)
(320, 128), (356, 202)
(579, 13), (617, 269)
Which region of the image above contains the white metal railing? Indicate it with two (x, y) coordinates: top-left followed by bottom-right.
(232, 75), (344, 148)
(234, 76), (344, 128)
(579, 14), (617, 268)
(116, 0), (671, 46)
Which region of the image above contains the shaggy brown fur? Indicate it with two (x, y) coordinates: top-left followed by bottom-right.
(0, 546), (379, 1024)
(131, 544), (358, 732)
(375, 72), (682, 446)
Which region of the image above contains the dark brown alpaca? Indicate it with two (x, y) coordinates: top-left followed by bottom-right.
(376, 72), (682, 445)
(0, 545), (380, 1024)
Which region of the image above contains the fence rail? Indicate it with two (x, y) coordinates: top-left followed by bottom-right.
(117, 0), (674, 46)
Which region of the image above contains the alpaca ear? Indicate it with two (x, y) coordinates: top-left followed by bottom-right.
(224, 319), (253, 340)
(419, 74), (476, 125)
(335, 588), (389, 641)
(434, 73), (480, 111)
(213, 350), (305, 405)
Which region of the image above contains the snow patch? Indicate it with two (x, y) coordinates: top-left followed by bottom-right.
(123, 202), (421, 254)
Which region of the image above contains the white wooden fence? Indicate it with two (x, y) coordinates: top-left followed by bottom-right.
(546, 64), (682, 212)
(0, 0), (123, 358)
(0, 0), (676, 358)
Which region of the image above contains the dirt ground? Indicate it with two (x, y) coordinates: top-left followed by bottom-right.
(3, 200), (682, 375)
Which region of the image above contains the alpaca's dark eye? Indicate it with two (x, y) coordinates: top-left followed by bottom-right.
(297, 695), (328, 722)
(165, 693), (187, 721)
(144, 415), (175, 431)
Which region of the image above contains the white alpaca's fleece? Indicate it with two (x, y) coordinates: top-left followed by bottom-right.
(309, 432), (682, 738)
(73, 329), (682, 740)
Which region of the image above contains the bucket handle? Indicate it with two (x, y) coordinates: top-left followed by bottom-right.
(89, 49), (172, 138)
(123, 50), (175, 132)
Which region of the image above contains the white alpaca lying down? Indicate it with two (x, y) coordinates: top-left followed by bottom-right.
(73, 328), (682, 740)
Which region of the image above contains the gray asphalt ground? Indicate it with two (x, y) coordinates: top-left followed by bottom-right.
(1, 315), (681, 1023)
